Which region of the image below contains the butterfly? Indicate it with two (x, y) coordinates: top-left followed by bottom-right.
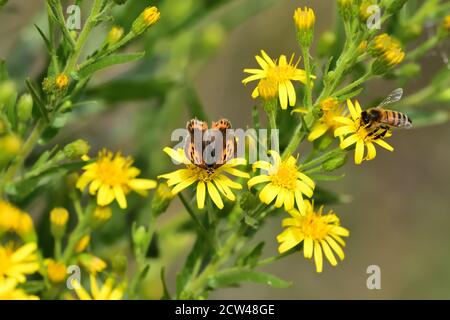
(185, 118), (236, 174)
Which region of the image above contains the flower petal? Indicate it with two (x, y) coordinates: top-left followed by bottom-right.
(196, 181), (206, 209)
(207, 182), (224, 209)
(354, 140), (365, 165)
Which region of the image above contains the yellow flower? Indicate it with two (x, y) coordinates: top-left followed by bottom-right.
(76, 149), (157, 209)
(107, 26), (124, 45)
(293, 7), (315, 31)
(71, 274), (124, 300)
(379, 47), (405, 67)
(55, 74), (69, 89)
(248, 151), (315, 215)
(257, 78), (278, 101)
(333, 99), (394, 164)
(0, 201), (22, 232)
(0, 278), (39, 300)
(243, 50), (313, 109)
(371, 33), (402, 55)
(159, 147), (249, 210)
(79, 254), (107, 275)
(308, 98), (346, 141)
(277, 200), (349, 273)
(143, 6), (160, 27)
(50, 208), (69, 226)
(46, 259), (67, 283)
(444, 15), (450, 32)
(75, 235), (91, 253)
(92, 206), (112, 223)
(0, 243), (39, 283)
(16, 214), (34, 238)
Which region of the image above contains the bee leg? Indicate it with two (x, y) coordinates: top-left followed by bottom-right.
(373, 126), (389, 140)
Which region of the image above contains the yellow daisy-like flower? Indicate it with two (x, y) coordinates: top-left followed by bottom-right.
(45, 259), (67, 284)
(0, 278), (39, 300)
(158, 147), (249, 210)
(333, 99), (394, 165)
(308, 97), (346, 141)
(248, 150), (315, 215)
(0, 243), (40, 283)
(71, 274), (124, 300)
(444, 15), (450, 32)
(76, 149), (157, 209)
(243, 50), (313, 109)
(277, 200), (349, 273)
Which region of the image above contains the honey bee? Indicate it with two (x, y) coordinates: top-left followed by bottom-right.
(185, 118), (236, 174)
(360, 88), (412, 139)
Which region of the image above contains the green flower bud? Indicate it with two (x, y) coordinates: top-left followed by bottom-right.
(132, 225), (147, 248)
(63, 139), (90, 160)
(17, 93), (33, 122)
(239, 192), (259, 212)
(111, 253), (128, 274)
(322, 151), (347, 171)
(317, 31), (336, 57)
(0, 80), (16, 109)
(107, 26), (124, 46)
(151, 182), (174, 216)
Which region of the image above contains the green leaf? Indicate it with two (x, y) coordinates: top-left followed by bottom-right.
(337, 87), (364, 101)
(160, 267), (172, 300)
(76, 52), (145, 79)
(208, 269), (291, 289)
(406, 110), (448, 128)
(314, 186), (351, 205)
(34, 24), (51, 52)
(25, 78), (49, 123)
(176, 237), (205, 298)
(236, 242), (265, 268)
(86, 78), (173, 102)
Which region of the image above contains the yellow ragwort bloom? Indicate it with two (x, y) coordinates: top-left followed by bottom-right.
(143, 6), (160, 27)
(380, 47), (405, 67)
(0, 201), (23, 233)
(444, 15), (450, 32)
(333, 99), (394, 165)
(257, 78), (278, 101)
(50, 208), (69, 227)
(243, 50), (312, 109)
(308, 97), (346, 141)
(277, 200), (349, 273)
(0, 278), (39, 300)
(159, 147), (249, 210)
(46, 259), (67, 284)
(71, 274), (124, 300)
(79, 254), (107, 275)
(293, 6), (315, 31)
(76, 149), (157, 209)
(75, 235), (91, 253)
(371, 33), (402, 55)
(248, 151), (315, 215)
(0, 243), (39, 283)
(55, 74), (69, 89)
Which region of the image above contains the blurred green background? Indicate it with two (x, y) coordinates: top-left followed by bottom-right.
(1, 0), (449, 299)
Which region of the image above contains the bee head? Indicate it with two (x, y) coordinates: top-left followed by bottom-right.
(361, 111), (371, 125)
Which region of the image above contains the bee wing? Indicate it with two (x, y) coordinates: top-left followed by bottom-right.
(377, 88), (403, 108)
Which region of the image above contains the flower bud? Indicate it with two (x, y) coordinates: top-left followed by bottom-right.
(46, 259), (67, 283)
(50, 208), (69, 239)
(111, 253), (128, 274)
(17, 213), (36, 242)
(322, 151), (347, 171)
(107, 26), (124, 46)
(151, 182), (174, 216)
(17, 93), (33, 122)
(79, 254), (107, 274)
(75, 234), (90, 253)
(239, 192), (259, 212)
(293, 6), (315, 48)
(338, 0), (356, 21)
(442, 16), (450, 34)
(317, 31), (336, 57)
(63, 139), (90, 160)
(92, 206), (112, 227)
(55, 74), (69, 89)
(132, 6), (160, 36)
(371, 47), (405, 75)
(132, 225), (147, 248)
(0, 80), (16, 109)
(0, 134), (21, 156)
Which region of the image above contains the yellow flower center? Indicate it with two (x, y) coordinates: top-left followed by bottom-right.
(94, 152), (134, 187)
(270, 161), (298, 190)
(266, 62), (297, 83)
(189, 165), (217, 182)
(300, 213), (333, 240)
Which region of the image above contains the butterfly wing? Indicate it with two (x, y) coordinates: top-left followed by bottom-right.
(211, 119), (235, 168)
(186, 119), (207, 168)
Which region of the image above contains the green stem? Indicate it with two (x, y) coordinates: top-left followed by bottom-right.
(300, 147), (341, 170)
(301, 46), (313, 109)
(282, 121), (305, 159)
(406, 36), (440, 61)
(333, 71), (372, 97)
(54, 239), (62, 260)
(0, 120), (47, 195)
(63, 0), (103, 74)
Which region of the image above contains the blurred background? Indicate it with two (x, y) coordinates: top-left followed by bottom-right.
(1, 0), (449, 299)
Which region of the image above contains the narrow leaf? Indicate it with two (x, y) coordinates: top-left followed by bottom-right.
(208, 269), (291, 289)
(77, 52), (145, 79)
